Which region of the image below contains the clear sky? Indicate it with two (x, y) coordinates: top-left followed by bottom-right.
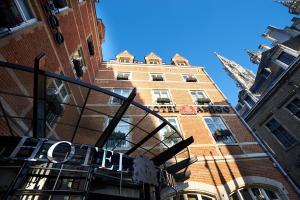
(95, 0), (292, 105)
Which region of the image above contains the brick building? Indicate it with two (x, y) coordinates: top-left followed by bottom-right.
(0, 0), (104, 84)
(94, 50), (300, 200)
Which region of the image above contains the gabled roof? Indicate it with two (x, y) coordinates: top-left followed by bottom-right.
(171, 53), (189, 65)
(145, 52), (162, 61)
(116, 50), (134, 59)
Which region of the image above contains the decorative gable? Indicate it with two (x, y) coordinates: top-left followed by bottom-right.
(116, 50), (134, 63)
(145, 52), (162, 64)
(172, 53), (189, 66)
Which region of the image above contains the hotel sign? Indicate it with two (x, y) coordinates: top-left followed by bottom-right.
(1, 136), (175, 188)
(147, 105), (230, 115)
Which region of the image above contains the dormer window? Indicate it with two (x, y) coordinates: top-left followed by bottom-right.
(276, 51), (296, 67)
(0, 0), (36, 35)
(151, 73), (164, 81)
(149, 59), (159, 64)
(116, 72), (130, 80)
(119, 57), (130, 63)
(182, 74), (197, 82)
(177, 61), (187, 66)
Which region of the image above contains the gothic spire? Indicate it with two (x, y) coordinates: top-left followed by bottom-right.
(274, 0), (300, 14)
(214, 52), (256, 91)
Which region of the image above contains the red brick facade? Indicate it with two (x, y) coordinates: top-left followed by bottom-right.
(94, 51), (299, 200)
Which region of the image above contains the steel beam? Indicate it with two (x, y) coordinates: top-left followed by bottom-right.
(151, 136), (194, 166)
(174, 169), (191, 182)
(166, 157), (198, 174)
(33, 52), (46, 138)
(95, 88), (136, 147)
(125, 121), (167, 155)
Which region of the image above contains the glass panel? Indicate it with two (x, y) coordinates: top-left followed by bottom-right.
(229, 192), (240, 200)
(265, 189), (279, 200)
(187, 194), (198, 200)
(0, 1), (24, 29)
(251, 188), (266, 200)
(240, 189), (253, 200)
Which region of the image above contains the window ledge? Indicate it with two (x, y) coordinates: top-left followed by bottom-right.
(0, 19), (38, 37)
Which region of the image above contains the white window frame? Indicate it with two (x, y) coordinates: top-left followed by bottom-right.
(158, 117), (181, 147)
(111, 88), (131, 104)
(203, 116), (236, 144)
(0, 0), (37, 34)
(189, 90), (210, 104)
(150, 73), (165, 81)
(104, 117), (131, 149)
(273, 45), (299, 69)
(115, 72), (131, 80)
(152, 89), (172, 105)
(231, 187), (281, 200)
(182, 74), (197, 82)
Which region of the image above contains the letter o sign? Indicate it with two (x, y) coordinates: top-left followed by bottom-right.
(47, 141), (75, 163)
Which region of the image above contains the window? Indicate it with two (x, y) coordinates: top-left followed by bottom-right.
(119, 57), (130, 63)
(244, 96), (256, 107)
(266, 118), (297, 148)
(111, 88), (131, 104)
(0, 0), (35, 35)
(160, 117), (181, 147)
(182, 74), (197, 82)
(46, 78), (70, 126)
(72, 47), (86, 78)
(87, 36), (94, 56)
(153, 90), (172, 104)
(230, 187), (281, 200)
(151, 73), (164, 81)
(177, 61), (187, 66)
(51, 0), (69, 13)
(116, 72), (130, 80)
(149, 59), (159, 64)
(190, 90), (210, 105)
(204, 117), (235, 144)
(78, 0), (85, 3)
(286, 98), (300, 119)
(105, 118), (131, 149)
(276, 51), (296, 66)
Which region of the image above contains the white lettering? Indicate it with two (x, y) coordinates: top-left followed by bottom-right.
(47, 141), (75, 163)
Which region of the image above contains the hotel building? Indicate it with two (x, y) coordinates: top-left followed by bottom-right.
(93, 50), (300, 200)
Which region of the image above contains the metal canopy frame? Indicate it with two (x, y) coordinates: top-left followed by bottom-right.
(0, 58), (193, 169)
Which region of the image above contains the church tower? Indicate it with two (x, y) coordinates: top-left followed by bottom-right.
(275, 0), (300, 15)
(214, 52), (256, 90)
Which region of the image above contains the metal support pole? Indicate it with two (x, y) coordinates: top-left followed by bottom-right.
(33, 52), (46, 138)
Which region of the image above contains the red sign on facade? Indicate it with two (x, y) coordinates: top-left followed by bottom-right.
(180, 105), (197, 115)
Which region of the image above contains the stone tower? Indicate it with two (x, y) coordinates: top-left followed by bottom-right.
(214, 52), (256, 90)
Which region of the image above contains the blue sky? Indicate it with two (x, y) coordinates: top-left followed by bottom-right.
(95, 0), (292, 105)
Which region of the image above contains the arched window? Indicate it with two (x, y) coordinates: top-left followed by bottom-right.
(166, 192), (216, 200)
(230, 187), (281, 200)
